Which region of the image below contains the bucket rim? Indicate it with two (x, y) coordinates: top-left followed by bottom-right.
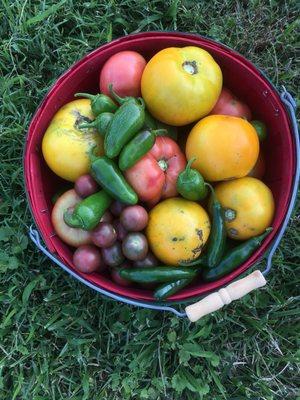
(23, 31), (297, 304)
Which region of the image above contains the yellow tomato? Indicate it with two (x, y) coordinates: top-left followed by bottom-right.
(146, 198), (210, 265)
(214, 177), (275, 240)
(42, 99), (103, 182)
(186, 115), (259, 182)
(141, 46), (222, 126)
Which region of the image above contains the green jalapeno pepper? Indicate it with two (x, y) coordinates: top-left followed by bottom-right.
(176, 157), (208, 201)
(119, 266), (198, 284)
(202, 228), (272, 282)
(75, 92), (117, 116)
(251, 120), (267, 141)
(78, 112), (114, 137)
(144, 110), (178, 141)
(180, 183), (227, 268)
(144, 110), (158, 130)
(205, 183), (227, 268)
(118, 128), (167, 171)
(63, 190), (112, 231)
(90, 153), (138, 205)
(154, 276), (194, 300)
(104, 85), (145, 158)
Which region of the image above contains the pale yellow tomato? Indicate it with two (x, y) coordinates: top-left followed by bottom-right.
(214, 177), (275, 240)
(146, 198), (211, 265)
(42, 99), (103, 181)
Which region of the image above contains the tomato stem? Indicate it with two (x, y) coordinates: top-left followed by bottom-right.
(182, 60), (198, 75)
(108, 83), (127, 105)
(78, 121), (96, 130)
(75, 93), (95, 100)
(224, 208), (237, 221)
(63, 209), (83, 228)
(158, 159), (168, 171)
(185, 157), (197, 173)
(88, 145), (99, 163)
(154, 129), (168, 136)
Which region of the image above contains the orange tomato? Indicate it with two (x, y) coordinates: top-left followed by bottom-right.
(214, 177), (275, 240)
(141, 47), (222, 126)
(186, 115), (259, 181)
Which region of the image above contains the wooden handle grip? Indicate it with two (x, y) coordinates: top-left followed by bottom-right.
(185, 270), (266, 322)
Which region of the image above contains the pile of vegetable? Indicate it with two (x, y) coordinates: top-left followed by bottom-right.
(42, 47), (275, 300)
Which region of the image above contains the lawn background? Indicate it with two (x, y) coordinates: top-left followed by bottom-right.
(0, 1), (299, 399)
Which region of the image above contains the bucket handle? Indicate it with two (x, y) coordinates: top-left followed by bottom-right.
(185, 270), (266, 321)
(262, 87), (299, 276)
(28, 227), (186, 318)
(185, 87), (299, 322)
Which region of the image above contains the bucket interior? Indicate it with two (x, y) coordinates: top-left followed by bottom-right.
(24, 32), (295, 301)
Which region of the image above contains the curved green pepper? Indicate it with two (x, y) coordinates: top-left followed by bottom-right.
(75, 92), (117, 116)
(154, 277), (194, 300)
(78, 112), (114, 137)
(176, 157), (208, 201)
(90, 154), (138, 205)
(119, 266), (198, 284)
(144, 110), (158, 130)
(180, 183), (226, 268)
(118, 128), (166, 171)
(203, 183), (227, 268)
(63, 190), (112, 231)
(203, 228), (272, 282)
(104, 85), (145, 158)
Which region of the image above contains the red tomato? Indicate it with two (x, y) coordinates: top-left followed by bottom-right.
(210, 87), (252, 120)
(125, 137), (186, 206)
(99, 51), (147, 98)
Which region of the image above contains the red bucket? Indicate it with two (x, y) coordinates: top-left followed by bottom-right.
(24, 32), (297, 306)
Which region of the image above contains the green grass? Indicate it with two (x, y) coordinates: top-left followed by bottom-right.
(0, 0), (299, 399)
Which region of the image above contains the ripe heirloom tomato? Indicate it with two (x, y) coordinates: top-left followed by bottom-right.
(146, 198), (211, 265)
(51, 189), (92, 247)
(99, 51), (146, 98)
(42, 99), (103, 182)
(210, 87), (252, 120)
(141, 46), (222, 126)
(125, 136), (186, 206)
(186, 115), (259, 182)
(214, 177), (275, 240)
